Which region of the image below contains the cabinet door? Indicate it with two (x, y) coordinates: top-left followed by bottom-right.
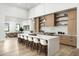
(45, 14), (55, 27)
(34, 17), (40, 32)
(68, 19), (77, 35)
(60, 36), (76, 47)
(67, 36), (76, 47)
(68, 9), (77, 35)
(60, 36), (68, 44)
(68, 8), (77, 20)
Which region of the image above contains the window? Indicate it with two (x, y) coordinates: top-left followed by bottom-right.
(23, 25), (30, 31)
(16, 24), (20, 31)
(4, 23), (9, 32)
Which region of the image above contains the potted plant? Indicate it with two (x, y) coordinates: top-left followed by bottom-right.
(19, 27), (24, 33)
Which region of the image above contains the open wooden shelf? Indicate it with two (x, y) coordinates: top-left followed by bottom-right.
(55, 11), (68, 26)
(56, 24), (68, 26)
(56, 15), (68, 18)
(56, 20), (68, 22)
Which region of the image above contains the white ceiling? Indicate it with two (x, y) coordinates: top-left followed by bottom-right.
(4, 3), (40, 10)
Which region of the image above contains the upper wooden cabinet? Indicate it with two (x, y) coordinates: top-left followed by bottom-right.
(44, 14), (55, 27)
(68, 19), (77, 35)
(34, 17), (40, 33)
(68, 8), (77, 20)
(68, 8), (77, 35)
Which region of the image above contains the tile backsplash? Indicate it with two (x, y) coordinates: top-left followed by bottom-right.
(41, 26), (68, 35)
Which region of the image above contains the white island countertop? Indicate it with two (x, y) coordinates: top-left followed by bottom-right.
(30, 35), (59, 40)
(37, 35), (59, 40)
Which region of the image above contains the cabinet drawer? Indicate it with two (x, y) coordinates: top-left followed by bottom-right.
(60, 36), (76, 47)
(60, 39), (67, 44)
(60, 36), (68, 44)
(68, 19), (77, 35)
(67, 36), (76, 46)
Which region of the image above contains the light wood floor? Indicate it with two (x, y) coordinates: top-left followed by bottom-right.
(0, 38), (78, 56)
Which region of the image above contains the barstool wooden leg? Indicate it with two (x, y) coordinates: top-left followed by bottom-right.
(31, 41), (33, 50)
(28, 41), (33, 50)
(32, 42), (34, 50)
(32, 43), (35, 50)
(28, 41), (30, 47)
(18, 38), (21, 43)
(36, 43), (39, 53)
(24, 40), (26, 45)
(22, 39), (24, 45)
(25, 40), (28, 47)
(39, 44), (42, 55)
(39, 45), (47, 56)
(36, 43), (38, 53)
(44, 46), (48, 56)
(20, 39), (22, 43)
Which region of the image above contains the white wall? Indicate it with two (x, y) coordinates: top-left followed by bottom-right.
(0, 4), (28, 19)
(29, 4), (45, 18)
(0, 16), (5, 41)
(28, 3), (79, 48)
(29, 3), (77, 18)
(22, 19), (34, 31)
(5, 16), (24, 32)
(5, 21), (22, 32)
(0, 4), (28, 41)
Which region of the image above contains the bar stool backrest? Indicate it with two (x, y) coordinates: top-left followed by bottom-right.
(21, 35), (24, 39)
(18, 34), (20, 37)
(24, 35), (28, 40)
(40, 39), (48, 46)
(28, 36), (33, 41)
(33, 37), (39, 43)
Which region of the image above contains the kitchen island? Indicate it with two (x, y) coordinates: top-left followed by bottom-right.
(18, 34), (60, 56)
(31, 35), (60, 56)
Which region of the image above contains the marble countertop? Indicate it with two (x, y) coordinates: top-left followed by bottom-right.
(55, 34), (77, 36)
(29, 35), (59, 40)
(19, 33), (59, 40)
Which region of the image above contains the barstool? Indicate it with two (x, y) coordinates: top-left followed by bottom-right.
(33, 37), (40, 53)
(18, 34), (22, 43)
(24, 35), (28, 46)
(40, 39), (48, 56)
(20, 34), (24, 44)
(17, 34), (20, 38)
(18, 34), (21, 43)
(28, 36), (33, 49)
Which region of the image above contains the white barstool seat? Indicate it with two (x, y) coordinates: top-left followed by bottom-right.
(24, 35), (28, 40)
(33, 37), (39, 43)
(18, 34), (22, 38)
(28, 36), (33, 41)
(17, 34), (20, 38)
(21, 34), (24, 39)
(40, 39), (47, 46)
